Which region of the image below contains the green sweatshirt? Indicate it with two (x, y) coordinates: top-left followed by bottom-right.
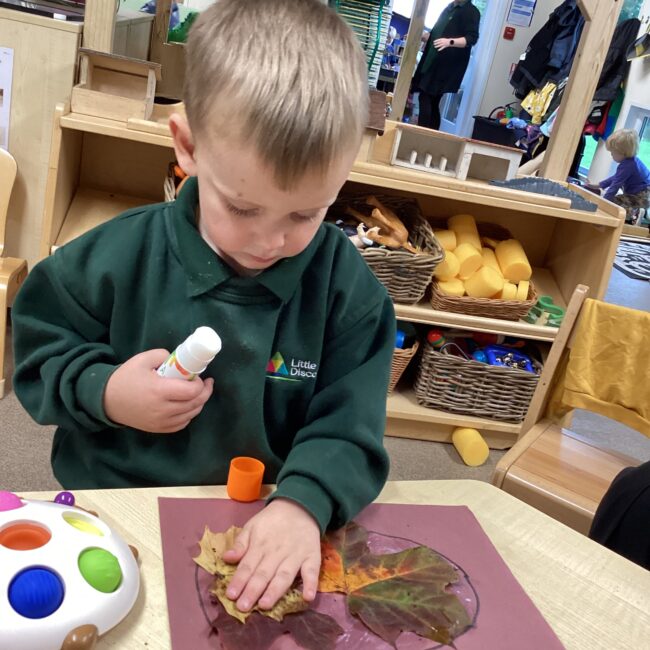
(12, 177), (395, 532)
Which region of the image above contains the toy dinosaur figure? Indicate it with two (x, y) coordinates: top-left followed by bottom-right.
(345, 196), (418, 253)
(350, 223), (380, 249)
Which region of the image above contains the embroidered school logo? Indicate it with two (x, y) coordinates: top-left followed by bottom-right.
(266, 352), (318, 382)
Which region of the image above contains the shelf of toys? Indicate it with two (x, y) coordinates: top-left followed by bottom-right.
(40, 102), (624, 449)
(336, 125), (624, 448)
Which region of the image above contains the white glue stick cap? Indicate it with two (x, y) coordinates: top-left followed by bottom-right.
(177, 327), (222, 374)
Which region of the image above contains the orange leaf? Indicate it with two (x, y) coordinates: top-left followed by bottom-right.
(318, 522), (368, 593)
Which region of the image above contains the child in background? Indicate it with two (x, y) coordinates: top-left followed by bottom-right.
(590, 129), (650, 223)
(12, 0), (394, 616)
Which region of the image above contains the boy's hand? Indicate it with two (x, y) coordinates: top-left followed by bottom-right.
(223, 498), (321, 612)
(104, 349), (214, 433)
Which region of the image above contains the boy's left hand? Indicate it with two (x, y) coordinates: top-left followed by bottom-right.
(222, 498), (321, 612)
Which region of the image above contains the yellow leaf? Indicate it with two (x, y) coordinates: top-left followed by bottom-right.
(193, 525), (241, 577)
(209, 575), (308, 624)
(210, 576), (249, 623)
(264, 585), (308, 622)
(196, 526), (308, 624)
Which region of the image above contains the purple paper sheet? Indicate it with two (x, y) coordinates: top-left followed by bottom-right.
(158, 498), (564, 650)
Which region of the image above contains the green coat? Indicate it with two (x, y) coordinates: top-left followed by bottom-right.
(12, 177), (395, 532)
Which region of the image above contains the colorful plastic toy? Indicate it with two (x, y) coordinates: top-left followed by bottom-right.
(0, 492), (140, 650)
(524, 295), (566, 328)
(483, 345), (535, 373)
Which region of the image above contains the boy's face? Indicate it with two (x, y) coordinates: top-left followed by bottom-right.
(170, 114), (357, 274)
(611, 150), (625, 163)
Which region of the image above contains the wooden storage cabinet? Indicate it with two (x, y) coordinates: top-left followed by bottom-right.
(0, 10), (82, 267)
(40, 105), (624, 449)
(41, 106), (175, 258)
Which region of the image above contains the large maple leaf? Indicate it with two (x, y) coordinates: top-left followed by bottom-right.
(318, 522), (471, 646)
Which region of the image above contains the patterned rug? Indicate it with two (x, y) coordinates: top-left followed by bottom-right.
(614, 238), (650, 280)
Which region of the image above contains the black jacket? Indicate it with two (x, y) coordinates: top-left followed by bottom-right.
(412, 1), (480, 96)
(510, 0), (584, 99)
(589, 461), (650, 570)
(594, 18), (641, 102)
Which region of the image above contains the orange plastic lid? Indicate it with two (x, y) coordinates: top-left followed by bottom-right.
(227, 457), (265, 502)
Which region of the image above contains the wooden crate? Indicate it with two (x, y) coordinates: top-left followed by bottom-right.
(390, 123), (523, 182)
(71, 49), (162, 122)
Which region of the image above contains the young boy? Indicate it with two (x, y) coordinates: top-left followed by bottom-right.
(12, 0), (394, 616)
(589, 129), (650, 222)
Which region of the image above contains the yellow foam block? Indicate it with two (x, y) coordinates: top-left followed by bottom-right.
(456, 229), (482, 251)
(516, 280), (530, 301)
(448, 214), (477, 232)
(437, 278), (465, 297)
(449, 214), (481, 251)
(434, 229), (457, 251)
(452, 427), (490, 467)
(434, 250), (460, 281)
(495, 239), (532, 282)
(481, 236), (500, 249)
(481, 247), (502, 276)
(455, 243), (482, 279)
(499, 282), (517, 300)
(464, 266), (504, 298)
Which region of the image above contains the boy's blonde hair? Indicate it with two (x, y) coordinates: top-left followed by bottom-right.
(606, 129), (639, 159)
(185, 0), (368, 190)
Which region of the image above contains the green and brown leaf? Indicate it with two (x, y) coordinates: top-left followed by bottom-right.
(319, 523), (471, 646)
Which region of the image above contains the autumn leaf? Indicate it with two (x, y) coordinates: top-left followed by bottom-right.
(209, 575), (307, 624)
(318, 523), (471, 647)
(348, 548), (470, 646)
(193, 525), (240, 577)
(194, 526), (308, 623)
(211, 601), (343, 650)
(319, 521), (370, 592)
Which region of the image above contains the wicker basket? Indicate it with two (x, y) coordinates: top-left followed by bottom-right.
(328, 195), (444, 304)
(429, 219), (537, 321)
(414, 345), (539, 422)
(388, 341), (419, 394)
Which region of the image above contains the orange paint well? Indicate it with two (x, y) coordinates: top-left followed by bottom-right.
(0, 523), (52, 550)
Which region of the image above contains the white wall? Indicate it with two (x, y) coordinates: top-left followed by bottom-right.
(588, 1), (650, 182)
(477, 0), (559, 116)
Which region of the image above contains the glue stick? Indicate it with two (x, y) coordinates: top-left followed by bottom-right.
(157, 327), (222, 380)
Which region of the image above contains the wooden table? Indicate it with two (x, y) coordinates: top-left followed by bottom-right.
(22, 480), (650, 649)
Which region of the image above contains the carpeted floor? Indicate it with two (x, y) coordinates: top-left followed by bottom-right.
(614, 237), (650, 280)
(1, 268), (649, 493)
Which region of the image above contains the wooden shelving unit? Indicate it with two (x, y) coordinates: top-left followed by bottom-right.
(52, 188), (156, 252)
(387, 388), (521, 449)
(41, 104), (175, 259)
(40, 105), (624, 449)
(395, 268), (564, 343)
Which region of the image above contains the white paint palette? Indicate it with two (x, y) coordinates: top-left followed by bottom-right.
(0, 491), (140, 650)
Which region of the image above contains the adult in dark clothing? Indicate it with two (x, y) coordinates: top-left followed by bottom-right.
(589, 461), (650, 571)
(412, 0), (480, 130)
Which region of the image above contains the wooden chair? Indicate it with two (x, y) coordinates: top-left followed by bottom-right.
(0, 148), (28, 398)
(492, 285), (642, 535)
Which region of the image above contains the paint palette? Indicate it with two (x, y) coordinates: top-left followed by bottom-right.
(0, 491), (140, 650)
